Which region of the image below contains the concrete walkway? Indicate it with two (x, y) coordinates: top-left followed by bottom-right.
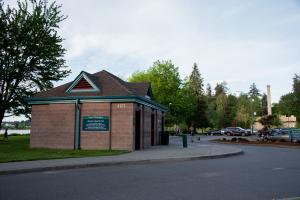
(0, 136), (243, 175)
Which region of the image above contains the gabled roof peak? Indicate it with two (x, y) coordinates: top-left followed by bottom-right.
(65, 71), (100, 93)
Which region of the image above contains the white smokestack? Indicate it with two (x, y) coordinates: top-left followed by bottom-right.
(267, 85), (272, 115)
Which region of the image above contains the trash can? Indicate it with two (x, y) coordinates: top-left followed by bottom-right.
(182, 134), (188, 148)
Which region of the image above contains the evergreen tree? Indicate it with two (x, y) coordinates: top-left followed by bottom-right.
(214, 82), (228, 97)
(206, 83), (212, 98)
(248, 83), (260, 98)
(189, 63), (204, 97)
(186, 63), (209, 130)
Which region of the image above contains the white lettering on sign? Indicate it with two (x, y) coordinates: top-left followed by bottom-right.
(117, 104), (126, 109)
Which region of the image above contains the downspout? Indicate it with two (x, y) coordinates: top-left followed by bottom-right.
(75, 99), (81, 150)
(109, 102), (112, 150)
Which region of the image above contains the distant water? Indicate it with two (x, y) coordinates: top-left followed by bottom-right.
(0, 129), (30, 135)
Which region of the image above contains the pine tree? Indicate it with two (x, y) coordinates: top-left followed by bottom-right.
(248, 83), (260, 98)
(189, 63), (204, 97)
(206, 83), (212, 98)
(187, 63), (209, 130)
(214, 82), (228, 97)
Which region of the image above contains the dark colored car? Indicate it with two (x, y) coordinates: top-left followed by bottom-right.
(205, 129), (222, 136)
(258, 128), (292, 138)
(224, 127), (249, 136)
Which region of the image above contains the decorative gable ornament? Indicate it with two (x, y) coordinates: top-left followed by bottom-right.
(65, 71), (100, 93)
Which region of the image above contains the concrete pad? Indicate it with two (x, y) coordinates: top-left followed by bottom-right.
(0, 136), (242, 175)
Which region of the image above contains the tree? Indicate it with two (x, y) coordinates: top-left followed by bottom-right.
(127, 70), (150, 83)
(0, 0), (70, 127)
(293, 73), (300, 122)
(185, 63), (209, 131)
(225, 94), (238, 127)
(258, 115), (282, 129)
(215, 93), (228, 128)
(293, 74), (300, 99)
(214, 81), (228, 97)
(233, 94), (250, 128)
(189, 63), (204, 97)
(206, 83), (212, 98)
(128, 60), (182, 124)
(248, 83), (260, 98)
(0, 0), (70, 128)
(277, 93), (296, 116)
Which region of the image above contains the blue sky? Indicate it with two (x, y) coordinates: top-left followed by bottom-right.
(5, 0), (300, 121)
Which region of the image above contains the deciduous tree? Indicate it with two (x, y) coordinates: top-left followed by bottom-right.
(0, 0), (70, 128)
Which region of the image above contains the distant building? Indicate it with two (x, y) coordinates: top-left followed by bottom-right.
(279, 115), (297, 128)
(254, 115), (297, 130)
(28, 70), (167, 151)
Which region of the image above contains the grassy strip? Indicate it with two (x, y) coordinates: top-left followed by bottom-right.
(0, 135), (129, 163)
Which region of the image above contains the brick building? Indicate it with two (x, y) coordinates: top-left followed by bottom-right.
(28, 70), (167, 151)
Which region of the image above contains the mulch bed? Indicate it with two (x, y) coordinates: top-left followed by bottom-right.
(211, 139), (300, 149)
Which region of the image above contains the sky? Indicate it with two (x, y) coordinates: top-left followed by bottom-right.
(4, 0), (300, 121)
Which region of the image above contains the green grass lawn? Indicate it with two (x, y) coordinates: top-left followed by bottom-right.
(0, 135), (129, 163)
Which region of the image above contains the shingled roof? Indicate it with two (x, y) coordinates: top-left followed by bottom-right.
(34, 70), (152, 98)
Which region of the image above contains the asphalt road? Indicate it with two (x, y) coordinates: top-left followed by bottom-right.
(0, 138), (300, 200)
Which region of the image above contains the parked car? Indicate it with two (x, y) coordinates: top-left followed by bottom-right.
(279, 128), (290, 134)
(224, 127), (250, 136)
(266, 131), (290, 142)
(205, 129), (223, 136)
(244, 129), (257, 135)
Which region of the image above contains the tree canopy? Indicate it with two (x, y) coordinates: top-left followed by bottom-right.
(129, 63), (300, 130)
(0, 0), (70, 127)
(128, 60), (182, 124)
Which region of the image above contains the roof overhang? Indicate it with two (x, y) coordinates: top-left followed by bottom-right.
(27, 95), (168, 112)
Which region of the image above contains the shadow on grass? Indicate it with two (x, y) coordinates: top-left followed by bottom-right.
(0, 135), (129, 163)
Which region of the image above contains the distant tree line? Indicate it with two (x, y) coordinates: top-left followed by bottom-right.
(273, 74), (300, 126)
(128, 60), (300, 131)
(2, 120), (31, 129)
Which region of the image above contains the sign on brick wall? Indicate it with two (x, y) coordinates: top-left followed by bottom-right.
(82, 116), (110, 131)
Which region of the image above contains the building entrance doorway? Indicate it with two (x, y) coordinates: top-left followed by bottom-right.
(135, 111), (141, 150)
(151, 114), (154, 146)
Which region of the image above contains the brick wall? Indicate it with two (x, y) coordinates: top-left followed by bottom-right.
(80, 102), (110, 150)
(30, 102), (163, 150)
(111, 103), (134, 151)
(30, 104), (75, 149)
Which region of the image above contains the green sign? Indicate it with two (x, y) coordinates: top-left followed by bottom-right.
(82, 116), (110, 131)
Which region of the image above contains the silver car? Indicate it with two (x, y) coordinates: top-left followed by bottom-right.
(267, 132), (290, 142)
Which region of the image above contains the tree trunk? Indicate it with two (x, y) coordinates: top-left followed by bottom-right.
(0, 109), (5, 130)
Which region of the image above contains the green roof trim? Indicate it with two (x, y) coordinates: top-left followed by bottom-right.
(27, 95), (168, 112)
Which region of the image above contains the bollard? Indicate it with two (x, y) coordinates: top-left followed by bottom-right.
(182, 134), (188, 148)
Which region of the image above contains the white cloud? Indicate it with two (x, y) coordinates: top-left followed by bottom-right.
(55, 0), (300, 102)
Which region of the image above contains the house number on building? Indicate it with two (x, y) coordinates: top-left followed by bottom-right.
(117, 104), (126, 109)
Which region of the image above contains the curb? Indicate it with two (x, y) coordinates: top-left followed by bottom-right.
(0, 149), (243, 175)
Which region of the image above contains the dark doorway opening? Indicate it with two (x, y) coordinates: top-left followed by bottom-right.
(151, 114), (154, 146)
(135, 111), (141, 150)
(162, 116), (165, 134)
